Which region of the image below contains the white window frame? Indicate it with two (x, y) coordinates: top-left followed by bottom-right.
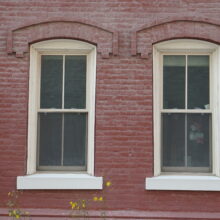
(17, 39), (102, 190)
(146, 39), (220, 191)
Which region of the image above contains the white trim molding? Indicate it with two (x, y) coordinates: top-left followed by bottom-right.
(17, 174), (103, 190)
(147, 39), (220, 191)
(17, 39), (101, 190)
(146, 175), (220, 191)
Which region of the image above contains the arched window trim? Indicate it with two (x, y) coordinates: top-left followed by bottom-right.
(146, 39), (220, 191)
(17, 39), (103, 190)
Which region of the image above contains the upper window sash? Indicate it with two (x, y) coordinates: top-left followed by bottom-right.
(39, 55), (87, 110)
(161, 54), (211, 111)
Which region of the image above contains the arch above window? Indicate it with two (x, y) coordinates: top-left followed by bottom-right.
(7, 19), (118, 58)
(31, 39), (96, 54)
(131, 20), (220, 58)
(154, 39), (218, 53)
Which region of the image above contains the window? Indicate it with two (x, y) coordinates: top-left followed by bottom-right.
(17, 39), (102, 189)
(162, 55), (211, 172)
(38, 55), (87, 171)
(146, 39), (220, 191)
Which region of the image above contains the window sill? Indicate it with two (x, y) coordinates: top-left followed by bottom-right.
(17, 173), (103, 190)
(146, 175), (220, 191)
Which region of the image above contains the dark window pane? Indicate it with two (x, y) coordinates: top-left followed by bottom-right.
(38, 113), (62, 166)
(40, 55), (63, 108)
(63, 113), (87, 166)
(162, 113), (185, 167)
(188, 56), (209, 109)
(64, 56), (86, 109)
(187, 114), (211, 168)
(163, 55), (185, 109)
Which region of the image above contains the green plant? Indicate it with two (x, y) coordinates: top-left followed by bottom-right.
(6, 180), (112, 219)
(69, 180), (112, 219)
(7, 191), (30, 220)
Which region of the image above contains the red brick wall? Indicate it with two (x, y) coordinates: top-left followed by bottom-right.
(1, 0), (220, 219)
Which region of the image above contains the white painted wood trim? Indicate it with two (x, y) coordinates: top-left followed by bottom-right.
(153, 46), (161, 176)
(32, 39), (95, 54)
(213, 47), (220, 177)
(87, 48), (96, 175)
(17, 174), (103, 190)
(146, 176), (220, 191)
(154, 39), (218, 53)
(38, 109), (89, 113)
(161, 109), (212, 113)
(27, 39), (97, 176)
(27, 47), (39, 174)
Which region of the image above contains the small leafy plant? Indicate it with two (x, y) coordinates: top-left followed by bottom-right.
(7, 191), (30, 220)
(6, 180), (112, 219)
(69, 180), (112, 219)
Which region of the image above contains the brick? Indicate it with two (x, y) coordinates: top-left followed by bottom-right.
(1, 1), (220, 219)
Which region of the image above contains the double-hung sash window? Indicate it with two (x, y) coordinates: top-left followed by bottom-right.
(27, 39), (96, 175)
(38, 55), (87, 171)
(153, 39), (220, 176)
(162, 55), (211, 172)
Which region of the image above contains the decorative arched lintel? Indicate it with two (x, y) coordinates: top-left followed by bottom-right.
(7, 18), (118, 58)
(131, 18), (220, 58)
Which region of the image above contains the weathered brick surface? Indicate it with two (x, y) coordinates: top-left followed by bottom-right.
(7, 19), (118, 57)
(1, 0), (220, 219)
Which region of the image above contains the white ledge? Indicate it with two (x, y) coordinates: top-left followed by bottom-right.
(146, 175), (220, 191)
(17, 174), (103, 190)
